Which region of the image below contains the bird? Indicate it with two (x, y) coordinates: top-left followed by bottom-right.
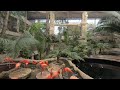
(3, 57), (16, 68)
(51, 68), (61, 79)
(20, 59), (30, 67)
(39, 61), (45, 64)
(62, 67), (73, 79)
(70, 76), (79, 79)
(32, 60), (38, 65)
(15, 62), (21, 69)
(3, 57), (15, 63)
(46, 69), (53, 79)
(62, 67), (73, 74)
(39, 60), (49, 65)
(11, 77), (18, 79)
(44, 61), (48, 65)
(40, 63), (49, 75)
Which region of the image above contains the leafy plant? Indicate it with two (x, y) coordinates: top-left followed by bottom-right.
(95, 16), (120, 33)
(46, 47), (84, 62)
(0, 37), (12, 53)
(6, 31), (39, 58)
(28, 22), (51, 59)
(46, 26), (85, 62)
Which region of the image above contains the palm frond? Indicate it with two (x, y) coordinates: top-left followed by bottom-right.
(95, 12), (120, 33)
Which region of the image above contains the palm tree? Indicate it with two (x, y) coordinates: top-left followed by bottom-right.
(94, 11), (120, 48)
(95, 16), (120, 33)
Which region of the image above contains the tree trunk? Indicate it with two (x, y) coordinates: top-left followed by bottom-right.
(0, 11), (10, 37)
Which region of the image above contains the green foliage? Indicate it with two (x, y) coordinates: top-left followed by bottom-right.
(46, 47), (84, 62)
(6, 31), (39, 58)
(29, 22), (46, 35)
(86, 30), (112, 55)
(63, 29), (69, 45)
(28, 22), (49, 58)
(94, 14), (120, 48)
(47, 26), (85, 61)
(95, 16), (120, 33)
(10, 11), (26, 18)
(0, 21), (49, 59)
(19, 48), (33, 58)
(0, 37), (12, 53)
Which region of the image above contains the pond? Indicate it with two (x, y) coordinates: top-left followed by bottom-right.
(72, 58), (120, 79)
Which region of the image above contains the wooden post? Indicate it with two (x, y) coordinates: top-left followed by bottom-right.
(81, 11), (88, 41)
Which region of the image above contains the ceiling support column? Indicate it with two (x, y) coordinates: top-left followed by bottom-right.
(81, 11), (88, 42)
(49, 11), (55, 51)
(49, 11), (55, 35)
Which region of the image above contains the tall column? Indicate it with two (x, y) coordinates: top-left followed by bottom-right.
(81, 11), (88, 41)
(49, 11), (55, 51)
(49, 11), (55, 35)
